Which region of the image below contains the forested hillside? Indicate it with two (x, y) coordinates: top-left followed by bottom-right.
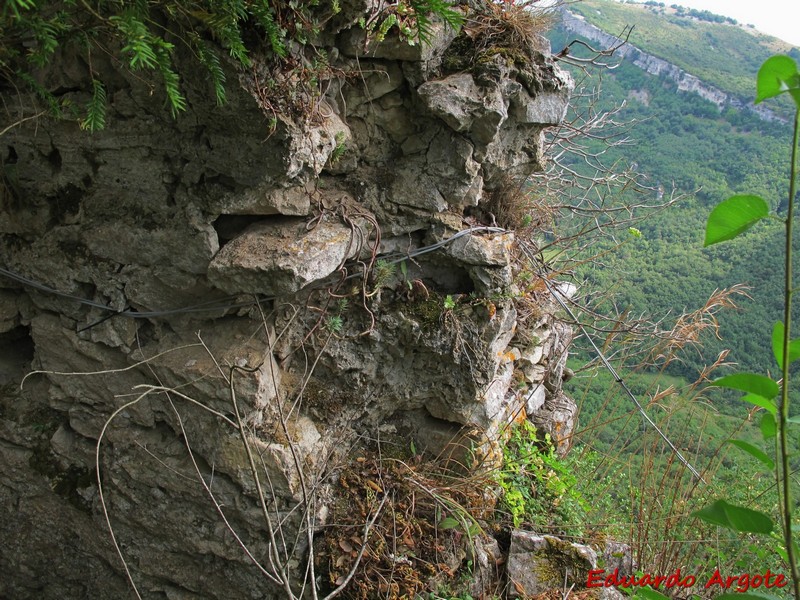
(545, 5), (800, 580)
(549, 1), (799, 380)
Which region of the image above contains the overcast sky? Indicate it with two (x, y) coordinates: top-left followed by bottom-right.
(658, 0), (800, 47)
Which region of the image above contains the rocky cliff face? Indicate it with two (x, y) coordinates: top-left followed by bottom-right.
(559, 10), (785, 123)
(0, 5), (575, 598)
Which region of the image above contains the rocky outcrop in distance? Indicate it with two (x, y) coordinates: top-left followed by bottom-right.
(559, 9), (786, 123)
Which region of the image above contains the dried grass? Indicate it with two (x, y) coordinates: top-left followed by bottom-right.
(466, 0), (557, 56)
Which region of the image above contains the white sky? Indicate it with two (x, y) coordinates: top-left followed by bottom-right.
(662, 0), (800, 47)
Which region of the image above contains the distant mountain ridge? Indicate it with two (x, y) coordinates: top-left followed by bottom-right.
(559, 7), (786, 123)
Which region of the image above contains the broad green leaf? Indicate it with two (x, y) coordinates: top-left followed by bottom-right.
(729, 439), (774, 470)
(741, 393), (777, 416)
(761, 413), (777, 440)
(704, 195), (770, 247)
(771, 322), (800, 369)
(438, 517), (460, 530)
(692, 499), (773, 534)
(711, 373), (779, 399)
(634, 588), (670, 600)
(788, 416), (800, 423)
(756, 55), (800, 107)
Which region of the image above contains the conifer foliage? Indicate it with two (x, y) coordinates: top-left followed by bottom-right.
(0, 0), (462, 131)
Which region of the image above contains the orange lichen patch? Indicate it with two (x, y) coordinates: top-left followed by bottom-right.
(499, 347), (521, 363)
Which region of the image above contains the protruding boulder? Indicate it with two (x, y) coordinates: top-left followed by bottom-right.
(446, 231), (514, 266)
(507, 72), (573, 125)
(214, 183), (315, 216)
(208, 214), (366, 296)
(417, 73), (508, 144)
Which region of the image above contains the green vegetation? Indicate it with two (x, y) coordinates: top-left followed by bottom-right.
(549, 13), (797, 379)
(496, 421), (589, 532)
(0, 0), (463, 131)
(696, 54), (800, 600)
(545, 7), (800, 589)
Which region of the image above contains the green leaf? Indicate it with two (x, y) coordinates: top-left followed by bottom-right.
(633, 588), (671, 600)
(761, 413), (777, 439)
(715, 594), (785, 600)
(704, 195), (770, 246)
(788, 416), (800, 424)
(728, 439), (774, 470)
(771, 322), (800, 369)
(756, 55), (800, 107)
(740, 393), (777, 416)
(692, 499), (773, 534)
(711, 373), (779, 399)
(438, 517), (459, 530)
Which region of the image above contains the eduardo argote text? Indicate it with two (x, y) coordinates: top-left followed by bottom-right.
(587, 567), (788, 593)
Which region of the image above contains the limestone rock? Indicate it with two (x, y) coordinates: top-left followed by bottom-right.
(0, 6), (575, 597)
(425, 130), (483, 207)
(417, 73), (508, 144)
(0, 289), (19, 334)
(603, 540), (635, 578)
(524, 383), (546, 414)
(507, 72), (572, 125)
(339, 18), (458, 64)
(530, 391), (577, 457)
(467, 535), (502, 598)
(208, 215), (364, 296)
(446, 231), (514, 266)
(341, 59), (405, 108)
(507, 531), (597, 598)
(215, 183), (315, 216)
(85, 214), (219, 276)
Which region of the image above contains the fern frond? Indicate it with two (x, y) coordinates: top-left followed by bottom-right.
(6, 0), (36, 20)
(376, 14), (397, 42)
(80, 78), (107, 132)
(200, 3), (251, 66)
(410, 0), (463, 43)
(26, 15), (63, 67)
(189, 33), (226, 105)
(16, 70), (62, 116)
(153, 41), (186, 117)
(109, 12), (158, 69)
(249, 1), (287, 58)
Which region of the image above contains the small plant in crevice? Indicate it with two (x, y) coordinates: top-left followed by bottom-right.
(325, 314), (344, 334)
(357, 0), (463, 48)
(441, 0), (556, 73)
(495, 420), (588, 535)
(328, 131), (347, 165)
